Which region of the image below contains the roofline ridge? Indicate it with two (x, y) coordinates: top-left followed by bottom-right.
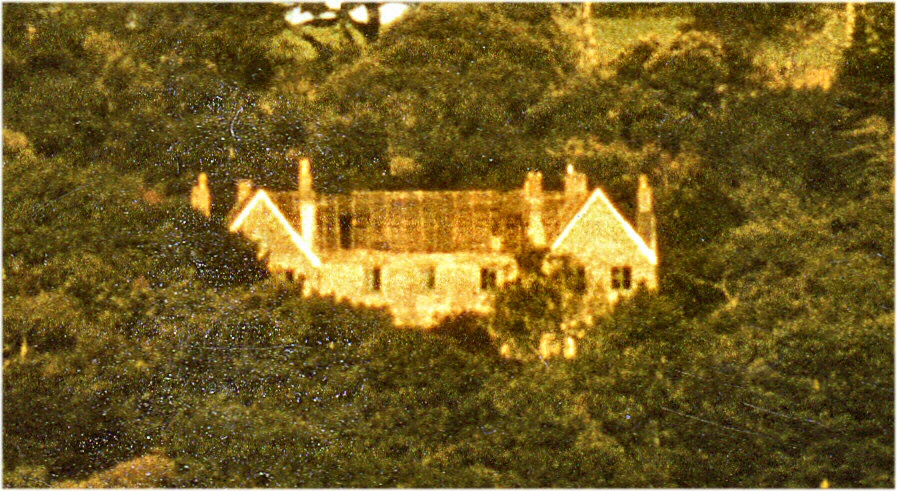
(229, 190), (322, 267)
(550, 188), (657, 265)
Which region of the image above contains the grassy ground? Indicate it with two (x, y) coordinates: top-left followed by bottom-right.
(589, 16), (689, 65)
(753, 5), (853, 90)
(574, 7), (851, 90)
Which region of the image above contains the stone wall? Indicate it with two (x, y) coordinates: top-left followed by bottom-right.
(289, 250), (518, 327)
(551, 188), (659, 315)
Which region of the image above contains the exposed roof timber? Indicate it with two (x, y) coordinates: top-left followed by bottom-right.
(229, 190), (322, 267)
(550, 188), (657, 266)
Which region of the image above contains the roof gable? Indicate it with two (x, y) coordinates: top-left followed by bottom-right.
(550, 188), (657, 265)
(230, 190), (322, 267)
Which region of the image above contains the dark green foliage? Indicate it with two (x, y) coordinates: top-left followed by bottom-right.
(307, 3), (577, 191)
(2, 3), (305, 189)
(430, 313), (498, 356)
(686, 4), (835, 50)
(164, 208), (270, 288)
(842, 3), (895, 86)
(4, 3), (893, 488)
(838, 3), (895, 121)
(489, 254), (589, 357)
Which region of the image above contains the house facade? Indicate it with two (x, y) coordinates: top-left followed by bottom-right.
(193, 154), (658, 327)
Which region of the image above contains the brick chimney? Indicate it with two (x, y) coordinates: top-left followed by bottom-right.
(289, 151), (316, 249)
(301, 159), (313, 195)
(523, 171), (546, 247)
(235, 179), (253, 208)
(190, 172), (211, 218)
(564, 163), (588, 199)
(636, 174), (656, 251)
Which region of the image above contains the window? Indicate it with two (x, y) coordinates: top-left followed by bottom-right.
(503, 213), (525, 249)
(480, 267), (497, 291)
(353, 212), (370, 248)
(292, 272), (306, 290)
(424, 266), (436, 290)
(371, 267), (381, 291)
(572, 266), (587, 294)
(611, 266), (632, 290)
(339, 213), (352, 249)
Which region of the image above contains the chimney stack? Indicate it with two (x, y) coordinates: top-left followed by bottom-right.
(288, 150), (314, 199)
(564, 163), (588, 199)
(523, 171), (543, 199)
(190, 172), (211, 218)
(288, 150), (317, 249)
(300, 158), (312, 195)
(235, 179), (253, 208)
(523, 171), (546, 247)
(636, 174), (656, 251)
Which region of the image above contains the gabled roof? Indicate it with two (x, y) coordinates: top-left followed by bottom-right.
(272, 189), (586, 254)
(230, 185), (653, 265)
(551, 188), (657, 265)
(230, 190), (322, 267)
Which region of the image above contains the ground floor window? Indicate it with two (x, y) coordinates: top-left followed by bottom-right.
(371, 266), (382, 291)
(611, 266), (632, 290)
(424, 266), (436, 290)
(339, 213), (353, 249)
(289, 271), (306, 290)
(480, 267), (497, 291)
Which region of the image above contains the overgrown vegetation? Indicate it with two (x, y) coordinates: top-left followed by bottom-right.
(3, 3), (893, 487)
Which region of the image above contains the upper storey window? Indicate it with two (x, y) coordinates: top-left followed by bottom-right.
(371, 266), (382, 291)
(611, 266), (632, 290)
(573, 266), (587, 294)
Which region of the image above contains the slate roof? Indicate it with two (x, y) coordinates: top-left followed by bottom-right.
(268, 189), (589, 254)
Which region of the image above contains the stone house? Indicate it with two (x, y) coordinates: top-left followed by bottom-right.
(193, 153), (657, 328)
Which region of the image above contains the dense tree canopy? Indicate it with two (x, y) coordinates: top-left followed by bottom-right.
(307, 3), (577, 191)
(3, 3), (893, 488)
